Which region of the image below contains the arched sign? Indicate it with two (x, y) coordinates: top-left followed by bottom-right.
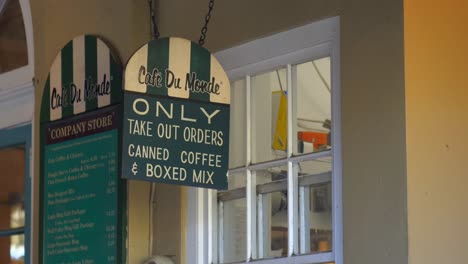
(39, 35), (125, 264)
(122, 37), (230, 189)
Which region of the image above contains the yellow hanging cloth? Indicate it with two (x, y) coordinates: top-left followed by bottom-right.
(272, 90), (288, 151)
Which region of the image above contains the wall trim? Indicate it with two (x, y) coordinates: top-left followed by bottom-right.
(0, 0), (35, 129)
(0, 81), (34, 129)
(215, 16), (338, 81)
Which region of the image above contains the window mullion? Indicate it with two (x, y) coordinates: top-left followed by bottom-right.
(299, 186), (310, 254)
(257, 194), (265, 259)
(291, 64), (298, 155)
(287, 162), (299, 256)
(218, 201), (225, 263)
(246, 75), (251, 165)
(286, 63), (299, 256)
(246, 169), (257, 261)
(331, 32), (343, 264)
(0, 227), (25, 237)
(287, 64), (293, 158)
(245, 75), (257, 261)
(208, 189), (217, 264)
(197, 189), (206, 264)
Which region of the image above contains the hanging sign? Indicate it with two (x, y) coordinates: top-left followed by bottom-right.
(39, 35), (125, 264)
(122, 37), (230, 190)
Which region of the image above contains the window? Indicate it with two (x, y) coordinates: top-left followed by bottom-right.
(0, 0), (34, 100)
(0, 125), (32, 264)
(0, 1), (34, 263)
(185, 17), (342, 264)
(0, 0), (28, 74)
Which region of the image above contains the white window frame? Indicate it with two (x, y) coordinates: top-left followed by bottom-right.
(0, 0), (35, 262)
(0, 0), (35, 129)
(185, 16), (342, 264)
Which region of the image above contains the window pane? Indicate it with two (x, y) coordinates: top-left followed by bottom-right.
(293, 58), (331, 155)
(220, 198), (246, 263)
(255, 165), (288, 259)
(298, 158), (333, 254)
(251, 68), (288, 163)
(263, 191), (288, 258)
(0, 234), (25, 263)
(219, 172), (246, 263)
(299, 156), (332, 176)
(309, 183), (332, 253)
(148, 184), (182, 264)
(229, 79), (247, 168)
(227, 172), (246, 190)
(0, 0), (28, 74)
(0, 146), (25, 230)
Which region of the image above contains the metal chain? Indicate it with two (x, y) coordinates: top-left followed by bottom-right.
(199, 0), (215, 46)
(149, 0), (160, 40)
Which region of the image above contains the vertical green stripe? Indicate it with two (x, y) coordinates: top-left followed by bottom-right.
(189, 42), (211, 102)
(61, 42), (74, 117)
(110, 53), (122, 104)
(85, 36), (98, 111)
(40, 76), (51, 123)
(146, 38), (169, 96)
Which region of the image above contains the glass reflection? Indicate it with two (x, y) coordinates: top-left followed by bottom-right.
(229, 79), (247, 169)
(0, 146), (25, 230)
(219, 172), (246, 263)
(294, 58), (332, 156)
(298, 158), (333, 254)
(251, 68), (288, 163)
(0, 234), (24, 263)
(221, 198), (246, 263)
(255, 165), (288, 259)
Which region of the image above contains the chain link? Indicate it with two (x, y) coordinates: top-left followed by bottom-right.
(199, 0), (215, 46)
(149, 0), (160, 40)
(149, 0), (214, 45)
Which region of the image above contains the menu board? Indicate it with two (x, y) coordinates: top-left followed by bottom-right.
(42, 107), (121, 263)
(39, 35), (124, 264)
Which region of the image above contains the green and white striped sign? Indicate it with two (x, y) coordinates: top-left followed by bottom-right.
(40, 35), (122, 123)
(125, 37), (230, 104)
(39, 35), (125, 264)
(122, 37), (231, 189)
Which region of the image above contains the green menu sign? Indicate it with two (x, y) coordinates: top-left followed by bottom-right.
(122, 37), (231, 189)
(39, 35), (125, 264)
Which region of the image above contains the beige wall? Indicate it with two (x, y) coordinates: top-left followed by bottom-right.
(157, 0), (340, 52)
(31, 0), (408, 263)
(405, 0), (468, 263)
(340, 0), (408, 263)
(158, 0), (407, 263)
